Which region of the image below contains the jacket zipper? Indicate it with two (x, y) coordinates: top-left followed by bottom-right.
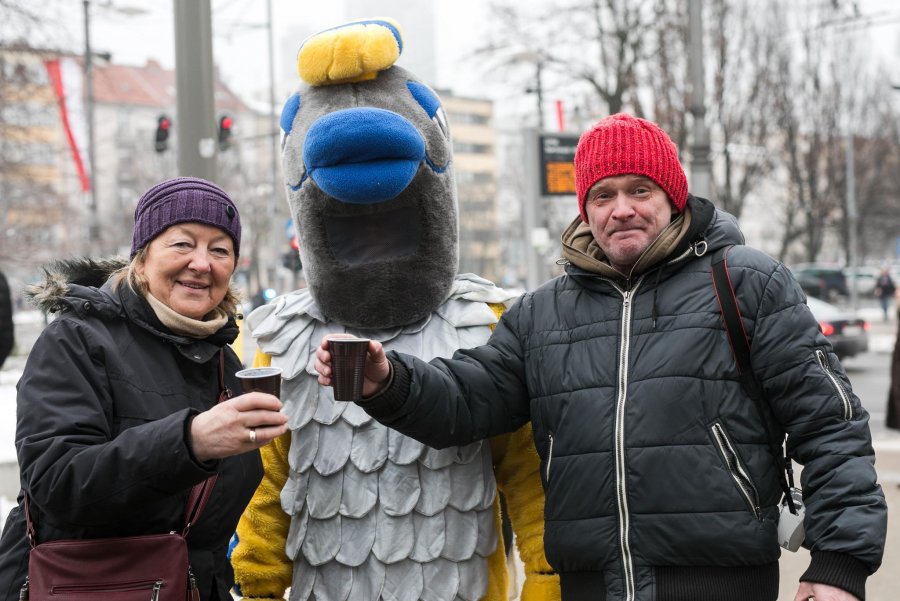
(546, 432), (554, 482)
(814, 349), (852, 420)
(613, 280), (641, 601)
(711, 423), (761, 519)
(52, 579), (163, 598)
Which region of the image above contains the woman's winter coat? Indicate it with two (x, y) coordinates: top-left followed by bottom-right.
(0, 259), (262, 601)
(365, 197), (886, 601)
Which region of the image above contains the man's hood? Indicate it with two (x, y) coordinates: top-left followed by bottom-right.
(561, 195), (741, 279)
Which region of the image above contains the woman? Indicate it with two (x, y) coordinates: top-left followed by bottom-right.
(0, 177), (288, 601)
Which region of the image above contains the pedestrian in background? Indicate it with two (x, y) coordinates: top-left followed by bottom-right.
(886, 286), (900, 437)
(0, 269), (13, 369)
(0, 177), (288, 601)
(874, 267), (896, 321)
(315, 113), (887, 601)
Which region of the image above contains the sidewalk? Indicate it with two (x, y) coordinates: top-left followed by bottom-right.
(778, 447), (900, 601)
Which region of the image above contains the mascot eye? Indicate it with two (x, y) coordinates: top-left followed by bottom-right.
(280, 93), (301, 136)
(407, 81), (449, 137)
(432, 106), (449, 137)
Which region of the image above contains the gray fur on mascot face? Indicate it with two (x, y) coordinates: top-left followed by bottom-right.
(280, 58), (458, 330)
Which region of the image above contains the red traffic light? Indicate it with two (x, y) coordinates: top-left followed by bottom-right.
(218, 114), (234, 150)
(155, 114), (172, 153)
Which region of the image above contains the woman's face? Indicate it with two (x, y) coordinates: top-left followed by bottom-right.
(136, 222), (236, 320)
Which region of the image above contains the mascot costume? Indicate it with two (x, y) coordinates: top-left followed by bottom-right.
(231, 19), (558, 601)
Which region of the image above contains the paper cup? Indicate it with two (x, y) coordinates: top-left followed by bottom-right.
(329, 337), (370, 401)
(235, 366), (283, 398)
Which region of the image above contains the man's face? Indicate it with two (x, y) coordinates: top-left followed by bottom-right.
(585, 174), (674, 274)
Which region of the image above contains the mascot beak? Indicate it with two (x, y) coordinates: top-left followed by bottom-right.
(303, 107), (425, 204)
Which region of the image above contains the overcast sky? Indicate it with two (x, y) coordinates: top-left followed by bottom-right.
(75, 0), (494, 102)
(57, 0), (900, 110)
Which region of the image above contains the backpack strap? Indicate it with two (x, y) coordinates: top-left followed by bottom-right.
(711, 246), (797, 513)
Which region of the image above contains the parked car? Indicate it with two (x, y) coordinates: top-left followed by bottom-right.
(806, 296), (869, 359)
(844, 267), (878, 297)
(791, 264), (849, 300)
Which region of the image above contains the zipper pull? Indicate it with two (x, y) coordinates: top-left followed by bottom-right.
(189, 567), (200, 601)
(18, 577), (28, 601)
(150, 581), (162, 601)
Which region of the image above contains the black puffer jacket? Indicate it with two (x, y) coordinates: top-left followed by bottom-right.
(0, 259), (262, 601)
(366, 197), (886, 601)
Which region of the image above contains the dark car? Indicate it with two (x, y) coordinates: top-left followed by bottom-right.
(806, 296), (869, 359)
(791, 264), (849, 301)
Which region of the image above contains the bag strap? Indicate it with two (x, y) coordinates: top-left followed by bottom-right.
(711, 246), (798, 514)
(25, 351), (234, 547)
(182, 350), (234, 536)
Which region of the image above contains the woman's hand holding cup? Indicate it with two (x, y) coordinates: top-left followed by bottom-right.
(189, 369), (288, 462)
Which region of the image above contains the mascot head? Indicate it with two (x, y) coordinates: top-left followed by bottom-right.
(280, 18), (457, 329)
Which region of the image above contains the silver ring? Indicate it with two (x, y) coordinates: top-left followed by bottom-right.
(248, 428), (257, 444)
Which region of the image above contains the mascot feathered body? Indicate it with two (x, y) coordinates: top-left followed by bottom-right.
(231, 19), (558, 601)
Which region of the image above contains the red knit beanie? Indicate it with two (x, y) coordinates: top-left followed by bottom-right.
(575, 113), (688, 222)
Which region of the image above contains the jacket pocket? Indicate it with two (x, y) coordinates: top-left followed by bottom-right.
(545, 431), (555, 483)
(710, 421), (761, 520)
(531, 400), (554, 487)
(814, 348), (853, 420)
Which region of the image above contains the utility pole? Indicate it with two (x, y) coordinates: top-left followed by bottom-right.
(174, 0), (216, 180)
(82, 0), (99, 254)
(846, 130), (859, 311)
(522, 128), (549, 290)
(687, 0), (712, 198)
(531, 61), (545, 131)
(266, 0), (279, 214)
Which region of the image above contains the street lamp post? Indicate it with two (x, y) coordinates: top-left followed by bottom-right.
(82, 0), (99, 254)
(846, 129), (858, 311)
(174, 0), (217, 180)
(510, 50), (545, 131)
(687, 0), (712, 198)
(525, 60), (545, 131)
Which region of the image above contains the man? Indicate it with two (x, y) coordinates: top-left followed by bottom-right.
(316, 113), (887, 601)
(874, 267), (895, 321)
(0, 269), (13, 369)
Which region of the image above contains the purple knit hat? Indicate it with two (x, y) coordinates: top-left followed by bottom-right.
(130, 177), (241, 258)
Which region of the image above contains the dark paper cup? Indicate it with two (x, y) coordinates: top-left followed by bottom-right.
(235, 366), (283, 398)
(329, 337), (370, 401)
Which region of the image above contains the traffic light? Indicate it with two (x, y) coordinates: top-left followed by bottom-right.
(282, 236), (302, 272)
(218, 114), (234, 151)
(154, 114), (171, 153)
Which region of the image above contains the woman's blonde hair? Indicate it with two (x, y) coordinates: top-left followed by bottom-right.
(110, 247), (242, 316)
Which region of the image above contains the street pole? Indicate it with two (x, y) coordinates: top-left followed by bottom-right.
(687, 0), (712, 198)
(266, 0), (279, 216)
(265, 0), (285, 290)
(534, 61), (545, 131)
(846, 130), (859, 311)
(173, 0), (216, 180)
(522, 128), (547, 290)
(82, 0), (99, 254)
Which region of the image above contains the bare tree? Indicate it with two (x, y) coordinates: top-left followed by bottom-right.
(481, 0), (658, 119)
(1, 1), (76, 273)
(705, 0), (779, 218)
(768, 1), (847, 263)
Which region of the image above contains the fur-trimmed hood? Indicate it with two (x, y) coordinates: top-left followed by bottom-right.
(26, 257), (126, 314)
